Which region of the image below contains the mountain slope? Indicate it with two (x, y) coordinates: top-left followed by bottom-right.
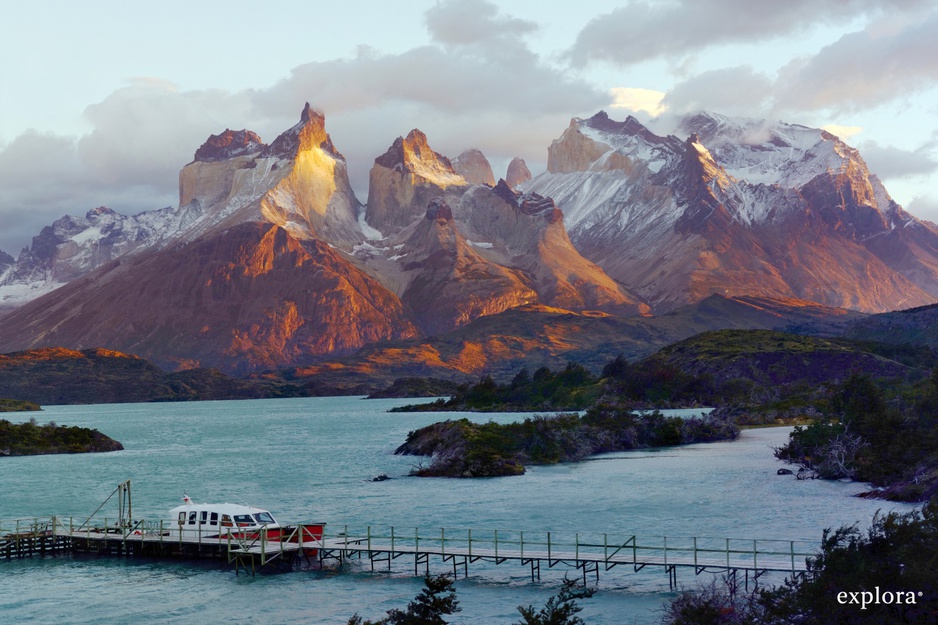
(0, 223), (419, 374)
(524, 111), (938, 313)
(275, 295), (863, 390)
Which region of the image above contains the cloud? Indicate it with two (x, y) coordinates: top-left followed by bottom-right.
(859, 138), (938, 181)
(821, 124), (863, 141)
(424, 0), (537, 48)
(773, 14), (938, 113)
(0, 80), (250, 254)
(907, 192), (938, 225)
(660, 66), (774, 116)
(0, 0), (606, 254)
(609, 88), (666, 116)
(567, 0), (929, 66)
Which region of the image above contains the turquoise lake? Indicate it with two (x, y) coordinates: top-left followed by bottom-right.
(0, 397), (917, 624)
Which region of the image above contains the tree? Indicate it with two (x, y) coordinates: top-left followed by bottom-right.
(348, 575), (460, 625)
(514, 578), (596, 625)
(661, 499), (938, 624)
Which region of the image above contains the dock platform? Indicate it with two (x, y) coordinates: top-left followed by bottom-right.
(2, 517), (818, 588)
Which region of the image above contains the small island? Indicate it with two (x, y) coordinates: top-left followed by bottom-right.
(394, 403), (738, 477)
(0, 398), (41, 412)
(0, 417), (124, 456)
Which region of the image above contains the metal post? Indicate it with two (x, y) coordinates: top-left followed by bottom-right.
(468, 529), (472, 558)
(494, 530), (498, 559)
(391, 526), (395, 552)
(664, 536), (668, 566)
(547, 532), (551, 560)
(726, 538), (730, 568)
(576, 533), (579, 560)
(367, 526), (372, 551)
(520, 531), (524, 559)
(694, 537), (698, 567)
(441, 528), (445, 556)
(753, 540), (757, 569)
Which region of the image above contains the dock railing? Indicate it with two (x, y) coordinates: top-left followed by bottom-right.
(325, 526), (818, 574)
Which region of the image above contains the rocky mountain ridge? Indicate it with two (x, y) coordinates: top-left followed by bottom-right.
(523, 111), (938, 313)
(2, 105), (937, 375)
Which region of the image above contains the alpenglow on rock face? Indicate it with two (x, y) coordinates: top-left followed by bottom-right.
(523, 110), (938, 313)
(5, 104), (938, 375)
(0, 106), (648, 373)
(365, 129), (468, 234)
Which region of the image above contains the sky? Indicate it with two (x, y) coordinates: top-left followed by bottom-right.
(2, 0), (938, 255)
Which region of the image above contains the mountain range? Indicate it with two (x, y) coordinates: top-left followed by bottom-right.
(1, 105), (937, 375)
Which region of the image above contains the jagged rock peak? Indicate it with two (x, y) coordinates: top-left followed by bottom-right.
(194, 129), (264, 162)
(452, 149), (495, 186)
(505, 157), (532, 188)
(580, 110), (651, 138)
(374, 130), (464, 184)
(493, 180), (562, 222)
(425, 198), (454, 222)
(86, 206), (117, 219)
(262, 102), (343, 160)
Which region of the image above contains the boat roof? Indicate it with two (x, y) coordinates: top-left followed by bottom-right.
(168, 502), (273, 517)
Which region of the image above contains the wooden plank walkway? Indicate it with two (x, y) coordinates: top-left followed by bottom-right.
(2, 517), (819, 588)
(319, 526), (818, 588)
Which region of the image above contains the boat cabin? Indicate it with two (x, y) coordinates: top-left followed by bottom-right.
(168, 495), (280, 537)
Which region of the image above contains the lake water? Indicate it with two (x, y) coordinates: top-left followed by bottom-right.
(0, 397), (917, 624)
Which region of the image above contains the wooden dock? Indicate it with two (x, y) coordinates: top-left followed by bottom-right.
(2, 517), (818, 588)
(318, 526), (817, 588)
(1, 516), (326, 576)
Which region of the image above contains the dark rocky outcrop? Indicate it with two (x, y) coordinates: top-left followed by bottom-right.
(193, 129), (264, 162)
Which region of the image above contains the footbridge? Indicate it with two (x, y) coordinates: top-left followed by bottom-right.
(2, 517), (818, 588)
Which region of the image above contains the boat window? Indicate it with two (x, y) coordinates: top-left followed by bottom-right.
(254, 512), (275, 524)
(188, 511), (197, 525)
(200, 511), (208, 525)
(221, 514), (232, 527)
(234, 514), (254, 527)
(177, 512), (185, 524)
(210, 512), (218, 526)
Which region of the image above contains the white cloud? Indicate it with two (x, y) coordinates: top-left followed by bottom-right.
(568, 0), (929, 66)
(0, 0), (607, 254)
(609, 88), (666, 116)
(821, 124), (863, 141)
(774, 13), (938, 113)
(661, 67), (774, 116)
(859, 138), (938, 181)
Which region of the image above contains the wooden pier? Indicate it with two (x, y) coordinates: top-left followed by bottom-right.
(1, 516), (326, 576)
(318, 526), (817, 589)
(2, 516), (818, 588)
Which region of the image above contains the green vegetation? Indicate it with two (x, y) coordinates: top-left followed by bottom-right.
(662, 500), (938, 624)
(0, 398), (40, 412)
(395, 405), (738, 477)
(775, 371), (938, 501)
(348, 576), (595, 625)
(367, 377), (461, 399)
(348, 575), (460, 625)
(391, 363), (602, 412)
(0, 418), (123, 456)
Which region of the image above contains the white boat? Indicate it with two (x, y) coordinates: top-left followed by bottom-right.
(167, 494), (283, 540)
